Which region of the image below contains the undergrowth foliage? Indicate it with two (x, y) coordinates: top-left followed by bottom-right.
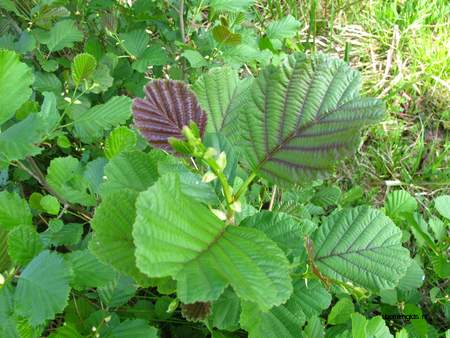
(0, 1), (449, 338)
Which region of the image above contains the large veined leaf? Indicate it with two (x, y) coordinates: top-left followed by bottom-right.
(238, 53), (384, 185)
(240, 280), (331, 338)
(14, 251), (72, 326)
(73, 96), (132, 143)
(208, 288), (241, 331)
(311, 206), (411, 290)
(240, 211), (305, 260)
(192, 67), (251, 138)
(0, 191), (32, 231)
(0, 50), (33, 125)
(133, 174), (292, 310)
(38, 19), (83, 52)
(132, 80), (207, 152)
(90, 190), (150, 285)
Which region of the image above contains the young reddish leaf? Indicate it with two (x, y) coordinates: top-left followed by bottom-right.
(132, 80), (207, 152)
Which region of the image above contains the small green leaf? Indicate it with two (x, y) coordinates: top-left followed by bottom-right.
(240, 280), (330, 338)
(100, 150), (161, 196)
(132, 45), (169, 72)
(266, 15), (301, 40)
(98, 274), (137, 308)
(39, 19), (83, 52)
(14, 251), (72, 326)
(0, 50), (33, 125)
(40, 220), (83, 247)
(102, 319), (158, 338)
(434, 195), (450, 220)
(71, 53), (97, 85)
(104, 127), (137, 159)
(46, 156), (96, 206)
(7, 225), (43, 266)
(385, 190), (418, 221)
(327, 298), (354, 325)
(66, 250), (115, 290)
(73, 96), (132, 143)
(212, 25), (241, 45)
(182, 50), (208, 68)
(0, 191), (32, 231)
(40, 195), (60, 215)
(119, 30), (149, 58)
(209, 288), (240, 331)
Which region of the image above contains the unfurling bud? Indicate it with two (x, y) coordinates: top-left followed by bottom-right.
(217, 152), (227, 171)
(202, 171), (217, 183)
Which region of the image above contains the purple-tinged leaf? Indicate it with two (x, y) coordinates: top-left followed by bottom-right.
(132, 80), (207, 152)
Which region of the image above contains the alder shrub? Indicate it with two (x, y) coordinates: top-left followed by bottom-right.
(0, 50), (419, 337)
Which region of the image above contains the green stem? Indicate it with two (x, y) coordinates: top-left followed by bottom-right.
(202, 157), (233, 208)
(233, 171), (257, 202)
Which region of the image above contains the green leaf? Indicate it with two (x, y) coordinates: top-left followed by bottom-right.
(266, 15), (301, 40)
(0, 92), (59, 163)
(73, 96), (132, 143)
(351, 313), (393, 338)
(100, 151), (160, 196)
(71, 53), (97, 85)
(434, 195), (450, 220)
(212, 25), (241, 45)
(39, 19), (83, 52)
(240, 211), (305, 260)
(104, 127), (137, 159)
(132, 45), (169, 72)
(98, 274), (137, 308)
(40, 195), (60, 215)
(119, 30), (149, 58)
(66, 250), (115, 290)
(0, 228), (10, 271)
(33, 72), (62, 94)
(40, 219), (83, 247)
(0, 191), (32, 231)
(311, 186), (341, 207)
(7, 225), (44, 266)
(46, 156), (96, 206)
(312, 206), (411, 290)
(14, 250), (72, 326)
(210, 0), (254, 12)
(209, 288), (240, 331)
(302, 316), (325, 338)
(397, 260), (424, 291)
(48, 323), (83, 338)
(90, 190), (150, 285)
(240, 279), (330, 338)
(385, 190), (417, 221)
(182, 50), (208, 68)
(328, 298), (354, 325)
(133, 174), (292, 310)
(157, 157), (218, 204)
(102, 319), (158, 338)
(90, 64), (114, 94)
(193, 67), (251, 137)
(238, 53), (384, 186)
(0, 50), (33, 125)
